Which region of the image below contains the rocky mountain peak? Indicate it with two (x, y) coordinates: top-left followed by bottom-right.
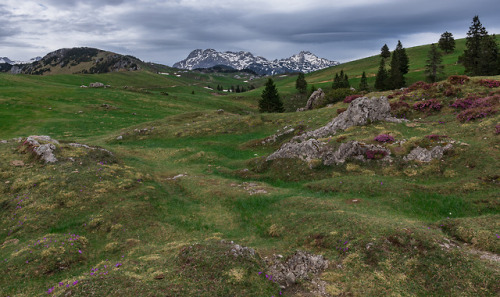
(173, 49), (339, 75)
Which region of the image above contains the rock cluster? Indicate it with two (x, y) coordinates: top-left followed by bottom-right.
(22, 135), (60, 163)
(404, 144), (453, 162)
(265, 251), (329, 288)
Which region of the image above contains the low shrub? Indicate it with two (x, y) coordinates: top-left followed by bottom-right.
(457, 106), (497, 122)
(374, 134), (395, 143)
(425, 134), (448, 141)
(448, 75), (470, 85)
(444, 87), (461, 97)
(326, 88), (355, 104)
(495, 124), (500, 134)
(477, 79), (500, 88)
(413, 99), (442, 113)
(365, 150), (388, 160)
(343, 94), (363, 103)
(390, 101), (411, 118)
(408, 81), (433, 91)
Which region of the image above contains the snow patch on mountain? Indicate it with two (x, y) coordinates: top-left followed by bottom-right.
(0, 56), (42, 65)
(173, 49), (339, 75)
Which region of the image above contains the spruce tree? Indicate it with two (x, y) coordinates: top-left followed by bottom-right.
(478, 34), (499, 75)
(425, 44), (444, 83)
(461, 16), (490, 75)
(389, 52), (404, 89)
(381, 44), (391, 59)
(259, 78), (284, 113)
(375, 58), (388, 91)
(343, 74), (350, 89)
(394, 40), (409, 75)
(332, 73), (340, 89)
(438, 31), (455, 54)
(359, 71), (368, 91)
(295, 73), (307, 93)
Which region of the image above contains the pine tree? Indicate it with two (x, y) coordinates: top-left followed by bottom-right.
(394, 40), (409, 75)
(295, 72), (307, 93)
(259, 78), (284, 113)
(389, 52), (404, 89)
(425, 44), (444, 82)
(375, 58), (388, 91)
(309, 84), (316, 97)
(359, 71), (368, 91)
(460, 16), (490, 76)
(332, 73), (340, 89)
(381, 44), (391, 59)
(343, 74), (350, 88)
(438, 31), (455, 54)
(478, 34), (499, 75)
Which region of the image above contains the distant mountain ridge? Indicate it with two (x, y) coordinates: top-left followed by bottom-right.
(173, 49), (339, 75)
(1, 48), (143, 75)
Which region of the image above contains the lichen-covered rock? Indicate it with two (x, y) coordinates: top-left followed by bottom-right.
(23, 135), (60, 163)
(266, 139), (325, 162)
(265, 251), (329, 288)
(323, 141), (391, 165)
(304, 88), (327, 110)
(295, 96), (406, 141)
(404, 144), (453, 162)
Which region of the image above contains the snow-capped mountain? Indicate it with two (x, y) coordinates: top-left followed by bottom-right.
(173, 49), (339, 75)
(0, 56), (42, 65)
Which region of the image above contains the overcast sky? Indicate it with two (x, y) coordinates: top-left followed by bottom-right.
(1, 0), (500, 65)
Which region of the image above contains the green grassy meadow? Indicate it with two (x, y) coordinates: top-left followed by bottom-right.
(0, 40), (499, 296)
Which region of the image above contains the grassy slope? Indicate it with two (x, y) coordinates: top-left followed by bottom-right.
(273, 36), (500, 97)
(0, 48), (499, 296)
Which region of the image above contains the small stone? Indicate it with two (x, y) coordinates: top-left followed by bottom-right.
(116, 136), (123, 140)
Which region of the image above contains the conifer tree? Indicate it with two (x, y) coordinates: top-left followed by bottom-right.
(438, 31), (455, 54)
(460, 16), (493, 76)
(375, 58), (388, 91)
(359, 71), (368, 91)
(389, 52), (404, 89)
(381, 44), (391, 59)
(394, 40), (409, 75)
(425, 44), (444, 83)
(259, 78), (284, 113)
(332, 73), (341, 89)
(295, 73), (307, 93)
(343, 74), (350, 88)
(478, 34), (499, 75)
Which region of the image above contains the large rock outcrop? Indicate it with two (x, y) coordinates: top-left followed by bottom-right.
(294, 96), (405, 142)
(268, 96), (405, 163)
(297, 88), (326, 111)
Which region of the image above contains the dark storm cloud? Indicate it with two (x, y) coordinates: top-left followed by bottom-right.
(1, 0), (500, 64)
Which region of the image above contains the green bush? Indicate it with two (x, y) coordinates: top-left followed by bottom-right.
(325, 88), (355, 104)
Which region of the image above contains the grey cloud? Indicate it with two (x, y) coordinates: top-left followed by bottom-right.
(1, 0), (500, 65)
